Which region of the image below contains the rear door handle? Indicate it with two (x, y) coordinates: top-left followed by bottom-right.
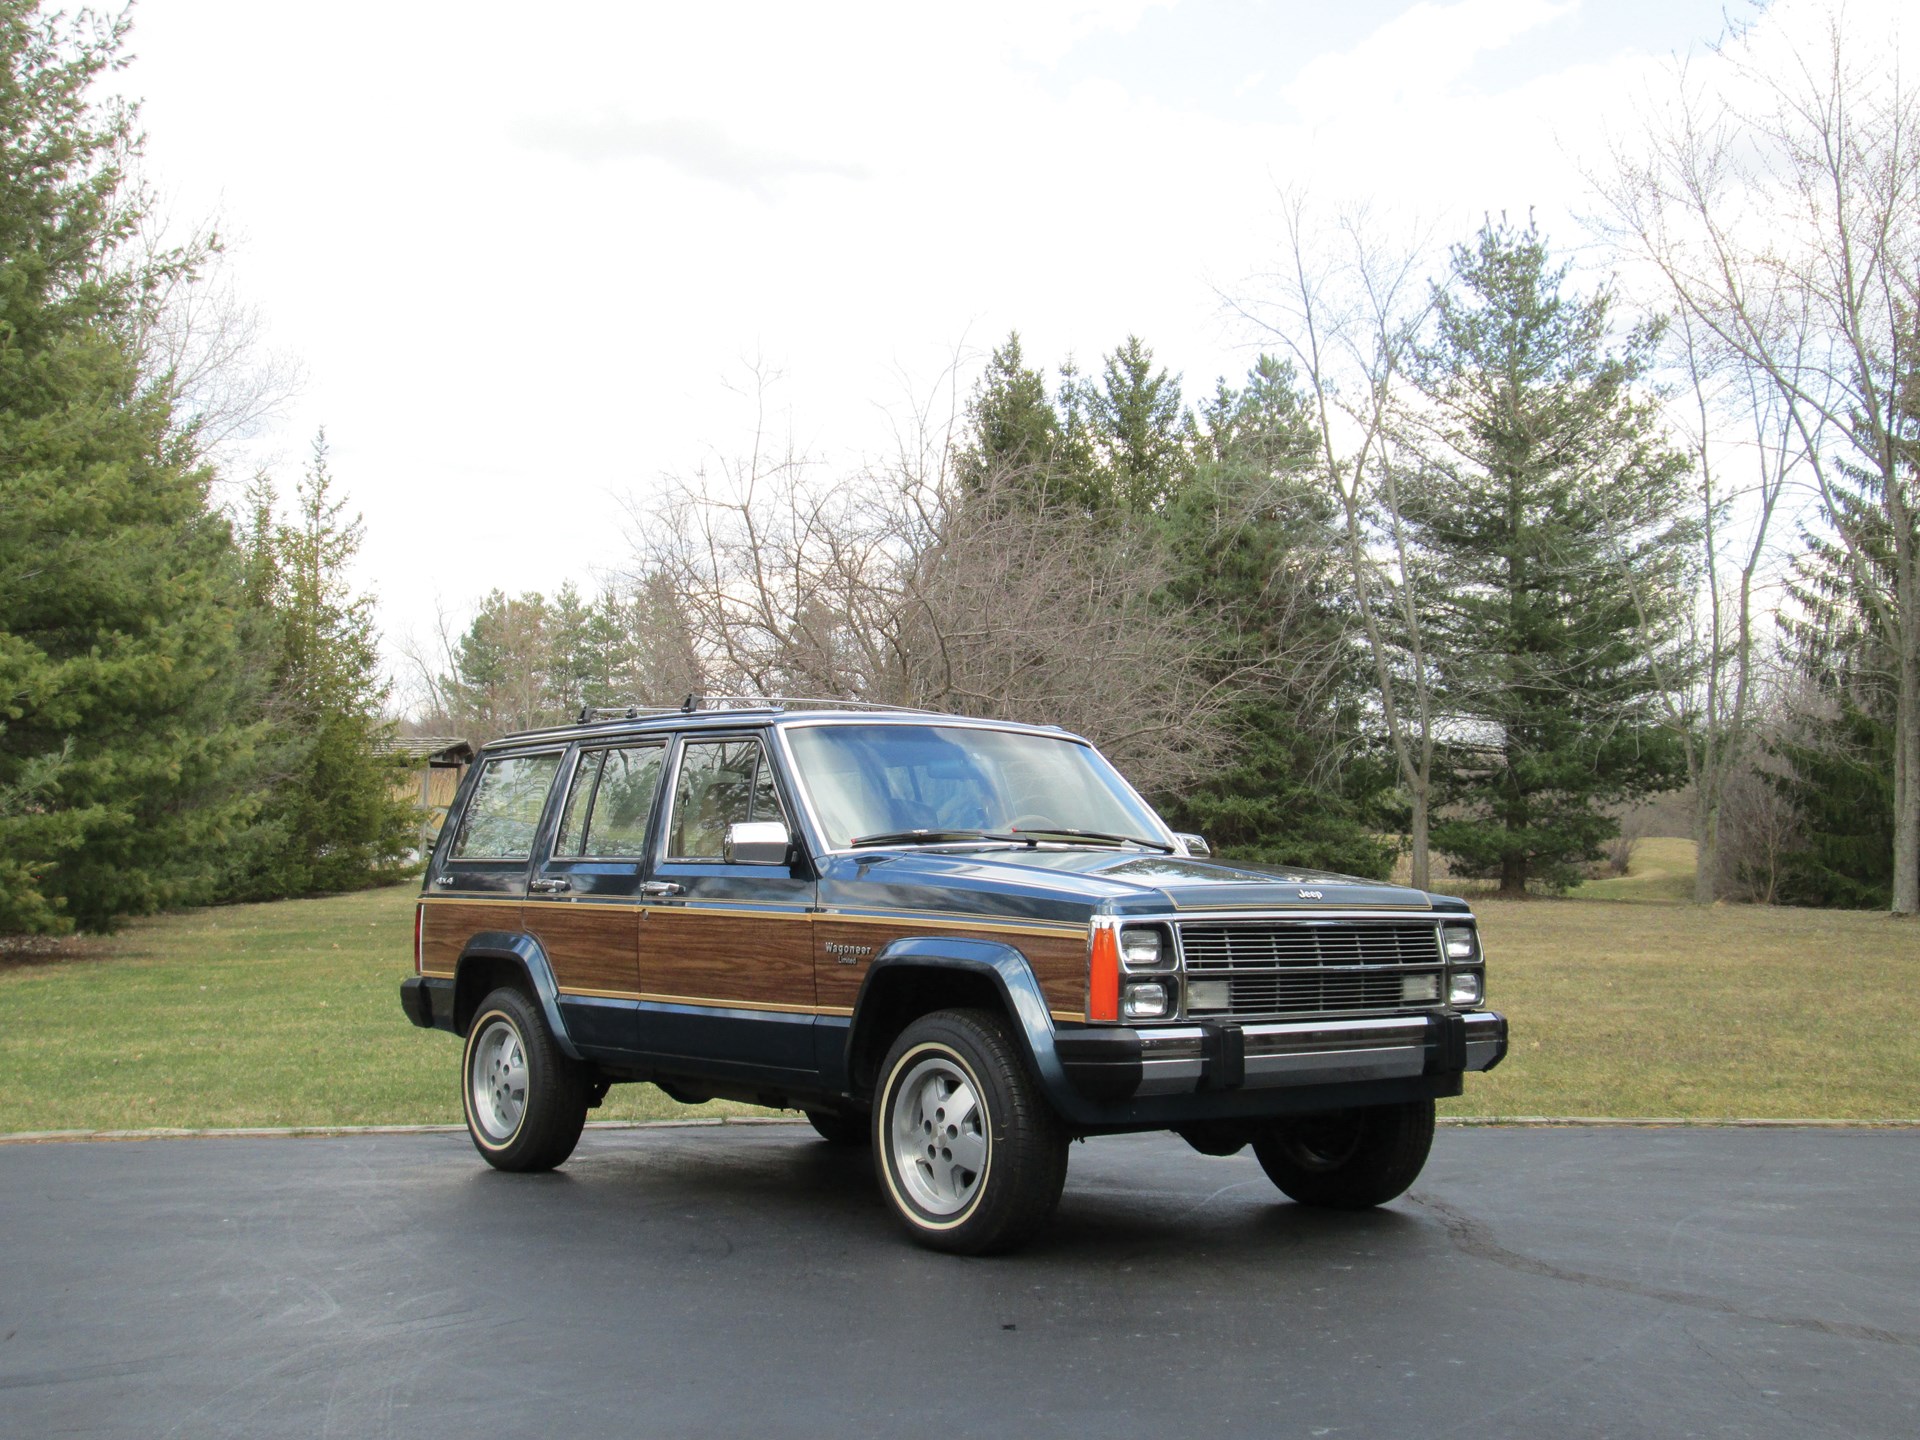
(529, 877), (571, 894)
(640, 881), (684, 897)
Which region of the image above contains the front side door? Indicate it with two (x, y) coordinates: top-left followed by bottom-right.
(419, 749), (565, 979)
(525, 740), (668, 1055)
(639, 732), (816, 1076)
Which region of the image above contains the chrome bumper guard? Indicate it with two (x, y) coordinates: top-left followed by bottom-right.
(1058, 1011), (1506, 1100)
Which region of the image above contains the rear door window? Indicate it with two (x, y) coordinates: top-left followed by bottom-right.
(449, 753), (562, 860)
(554, 744), (667, 859)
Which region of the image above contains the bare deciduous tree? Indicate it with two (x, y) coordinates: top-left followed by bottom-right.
(1225, 195), (1442, 886)
(1604, 298), (1799, 901)
(1600, 5), (1920, 909)
(123, 212), (303, 471)
(625, 377), (1230, 795)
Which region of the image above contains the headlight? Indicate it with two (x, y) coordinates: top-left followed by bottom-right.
(1441, 924), (1479, 962)
(1120, 927), (1173, 972)
(1448, 970), (1484, 1007)
(1121, 981), (1170, 1020)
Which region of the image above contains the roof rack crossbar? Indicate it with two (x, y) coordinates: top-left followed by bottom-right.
(575, 695), (933, 724)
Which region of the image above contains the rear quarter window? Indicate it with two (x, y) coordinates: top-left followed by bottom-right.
(450, 753), (563, 859)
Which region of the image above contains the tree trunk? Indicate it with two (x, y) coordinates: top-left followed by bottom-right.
(1693, 792), (1719, 906)
(1895, 645), (1920, 915)
(1895, 461), (1920, 918)
(1408, 782), (1430, 891)
(1697, 802), (1728, 902)
(1497, 852), (1527, 898)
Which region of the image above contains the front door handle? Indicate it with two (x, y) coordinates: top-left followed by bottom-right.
(529, 877), (571, 894)
(640, 880), (684, 897)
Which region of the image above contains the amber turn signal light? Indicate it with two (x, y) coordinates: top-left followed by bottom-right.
(1088, 923), (1121, 1023)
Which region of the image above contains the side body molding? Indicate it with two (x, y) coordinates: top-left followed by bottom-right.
(456, 930), (583, 1061)
(844, 935), (1072, 1101)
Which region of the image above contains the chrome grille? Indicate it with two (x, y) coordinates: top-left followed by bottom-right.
(1179, 921), (1443, 1019)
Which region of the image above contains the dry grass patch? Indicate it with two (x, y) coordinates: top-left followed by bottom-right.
(6, 880), (1917, 1132)
(1448, 898), (1920, 1120)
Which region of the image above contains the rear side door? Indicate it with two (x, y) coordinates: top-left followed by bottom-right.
(419, 749), (565, 979)
(639, 731), (817, 1076)
(524, 740), (668, 1054)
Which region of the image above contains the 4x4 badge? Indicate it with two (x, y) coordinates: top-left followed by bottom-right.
(1298, 889), (1324, 899)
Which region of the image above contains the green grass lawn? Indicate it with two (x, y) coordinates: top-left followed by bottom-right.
(1568, 836), (1700, 903)
(0, 885), (759, 1133)
(3, 879), (1917, 1132)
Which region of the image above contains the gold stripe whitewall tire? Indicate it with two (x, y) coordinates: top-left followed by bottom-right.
(873, 1008), (1069, 1255)
(460, 987), (589, 1173)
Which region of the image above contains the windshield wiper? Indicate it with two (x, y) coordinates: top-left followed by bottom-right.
(850, 829), (1035, 849)
(1010, 827), (1175, 853)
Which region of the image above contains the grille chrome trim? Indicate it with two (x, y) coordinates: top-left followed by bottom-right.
(1176, 919), (1445, 1021)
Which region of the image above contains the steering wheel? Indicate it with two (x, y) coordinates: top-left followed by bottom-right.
(1008, 813), (1057, 832)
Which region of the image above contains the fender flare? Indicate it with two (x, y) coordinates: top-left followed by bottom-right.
(455, 930), (583, 1061)
(847, 935), (1073, 1101)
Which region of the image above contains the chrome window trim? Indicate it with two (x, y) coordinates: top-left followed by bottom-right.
(548, 739), (669, 861)
(445, 746), (570, 863)
(656, 729), (797, 866)
(773, 719), (1180, 858)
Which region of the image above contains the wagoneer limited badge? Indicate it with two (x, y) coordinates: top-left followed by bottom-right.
(825, 942), (874, 963)
(1298, 889), (1324, 899)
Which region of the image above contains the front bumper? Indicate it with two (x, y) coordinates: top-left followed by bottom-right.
(1055, 1010), (1506, 1101)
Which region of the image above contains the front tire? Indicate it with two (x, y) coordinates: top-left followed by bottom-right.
(805, 1108), (868, 1145)
(874, 1009), (1068, 1254)
(461, 986), (589, 1172)
(1251, 1099), (1435, 1209)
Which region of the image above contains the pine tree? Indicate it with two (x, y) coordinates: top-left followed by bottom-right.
(957, 333), (1060, 497)
(1158, 357), (1395, 876)
(1087, 335), (1190, 513)
(0, 5), (257, 932)
(227, 438), (416, 898)
(446, 590), (557, 739)
(1411, 221), (1693, 894)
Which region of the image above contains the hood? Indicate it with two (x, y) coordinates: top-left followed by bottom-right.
(836, 845), (1438, 914)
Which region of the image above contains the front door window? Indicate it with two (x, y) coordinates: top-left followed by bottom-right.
(667, 738), (788, 860)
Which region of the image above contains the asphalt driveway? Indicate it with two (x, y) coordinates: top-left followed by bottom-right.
(2, 1123), (1914, 1439)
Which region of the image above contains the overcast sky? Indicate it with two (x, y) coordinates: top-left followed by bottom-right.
(122, 0), (1820, 689)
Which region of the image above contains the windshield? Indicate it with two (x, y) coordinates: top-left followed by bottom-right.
(783, 723), (1169, 851)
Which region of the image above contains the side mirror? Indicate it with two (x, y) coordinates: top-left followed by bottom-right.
(724, 820), (792, 865)
(1173, 832), (1212, 858)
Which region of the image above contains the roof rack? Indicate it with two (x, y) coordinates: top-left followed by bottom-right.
(575, 695), (935, 724)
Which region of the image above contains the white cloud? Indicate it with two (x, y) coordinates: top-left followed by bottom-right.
(118, 0), (1800, 684)
(1284, 0), (1580, 114)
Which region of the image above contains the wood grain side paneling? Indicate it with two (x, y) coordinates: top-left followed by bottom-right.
(1020, 931), (1090, 1017)
(524, 900), (641, 994)
(644, 907), (814, 1010)
(813, 919), (887, 1013)
(419, 899), (521, 977)
(813, 918), (1088, 1019)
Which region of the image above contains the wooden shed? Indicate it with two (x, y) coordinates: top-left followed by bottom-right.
(378, 735), (475, 853)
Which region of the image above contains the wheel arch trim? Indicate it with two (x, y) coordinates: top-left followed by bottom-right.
(454, 931), (583, 1061)
(847, 937), (1071, 1103)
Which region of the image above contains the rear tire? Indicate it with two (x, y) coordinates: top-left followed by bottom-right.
(461, 986), (589, 1172)
(874, 1008), (1068, 1254)
(1251, 1099), (1435, 1209)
